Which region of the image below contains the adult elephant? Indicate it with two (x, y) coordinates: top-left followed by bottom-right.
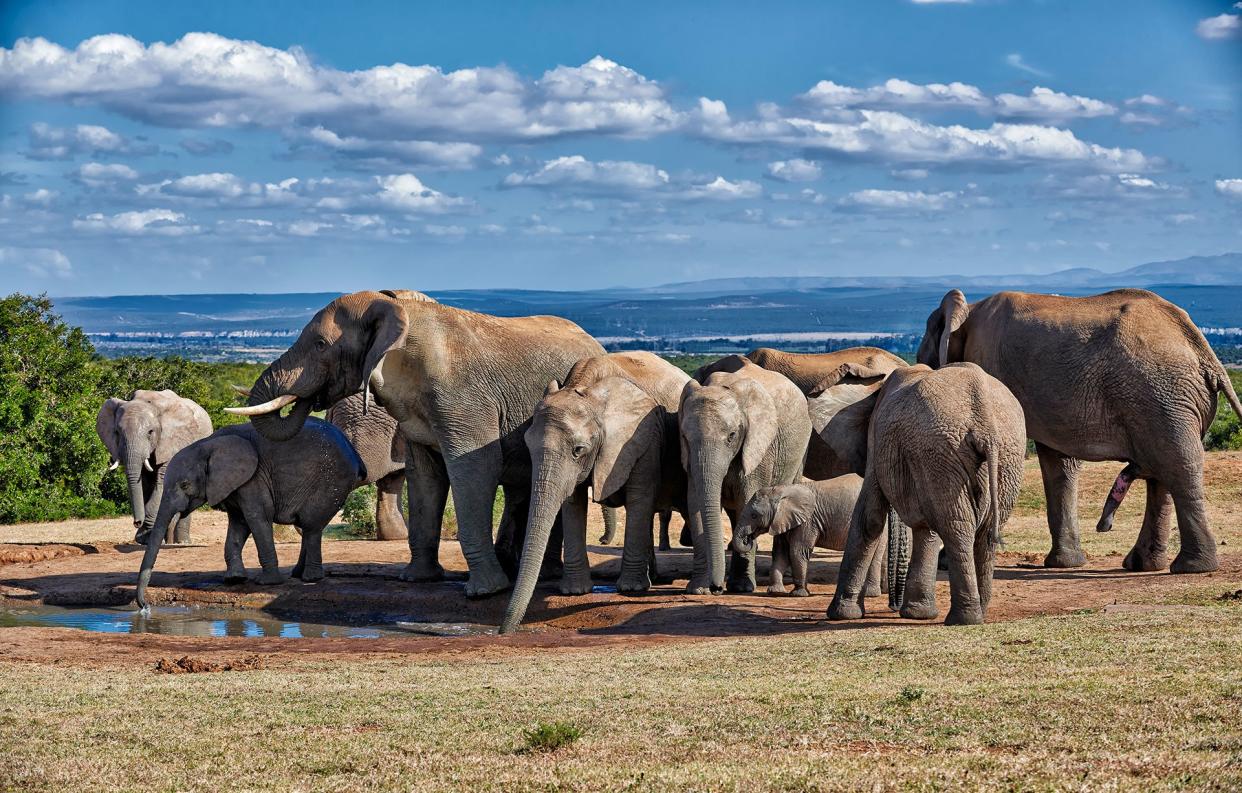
(228, 289), (604, 596)
(681, 356), (811, 594)
(96, 390), (212, 544)
(918, 288), (1242, 573)
(326, 391), (409, 541)
(500, 352), (689, 633)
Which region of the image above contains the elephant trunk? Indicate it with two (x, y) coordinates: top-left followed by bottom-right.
(124, 446), (149, 529)
(689, 453), (727, 593)
(500, 454), (573, 634)
(135, 508), (180, 611)
(245, 366), (315, 442)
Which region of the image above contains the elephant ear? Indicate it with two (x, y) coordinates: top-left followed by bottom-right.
(96, 399), (124, 462)
(929, 289), (969, 368)
(591, 378), (662, 501)
(731, 378), (779, 476)
(360, 296), (410, 394)
(807, 362), (892, 396)
(769, 487), (814, 536)
(152, 394), (211, 465)
(678, 379), (701, 470)
(808, 382), (884, 475)
(204, 435), (260, 506)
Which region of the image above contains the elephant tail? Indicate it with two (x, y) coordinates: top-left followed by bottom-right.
(1215, 367), (1242, 425)
(986, 441), (1002, 549)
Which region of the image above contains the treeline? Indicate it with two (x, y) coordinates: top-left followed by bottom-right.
(1, 292), (1239, 525)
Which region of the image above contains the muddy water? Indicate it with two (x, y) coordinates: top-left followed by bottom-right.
(0, 604), (496, 638)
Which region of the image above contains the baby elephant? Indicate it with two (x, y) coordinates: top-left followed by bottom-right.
(135, 418), (366, 610)
(828, 363), (1026, 626)
(734, 475), (883, 597)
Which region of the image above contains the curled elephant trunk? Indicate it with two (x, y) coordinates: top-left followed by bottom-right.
(135, 509), (179, 612)
(1097, 464), (1139, 533)
(500, 456), (573, 634)
(124, 447), (149, 530)
(689, 454), (727, 594)
(241, 370), (315, 442)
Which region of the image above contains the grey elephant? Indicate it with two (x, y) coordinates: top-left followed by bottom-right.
(499, 352), (689, 633)
(918, 288), (1242, 574)
(732, 474), (882, 597)
(135, 418), (366, 610)
(829, 363), (1026, 626)
(96, 390), (212, 544)
(680, 356), (812, 594)
(325, 391), (409, 541)
(228, 289), (604, 597)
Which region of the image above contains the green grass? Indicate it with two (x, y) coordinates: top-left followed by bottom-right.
(519, 722), (583, 754)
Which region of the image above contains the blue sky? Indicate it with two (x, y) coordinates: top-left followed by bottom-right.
(1, 0), (1239, 295)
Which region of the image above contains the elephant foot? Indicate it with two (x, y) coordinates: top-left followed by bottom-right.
(766, 582), (787, 595)
(134, 529), (152, 545)
(1122, 546), (1168, 572)
(790, 587), (811, 598)
(899, 599), (939, 621)
(255, 570), (285, 586)
(685, 574), (723, 595)
(863, 581), (882, 598)
(464, 566), (511, 598)
(616, 572), (651, 593)
(1170, 549), (1219, 574)
(295, 566), (325, 583)
(598, 532), (616, 546)
(399, 559), (445, 583)
(727, 576), (756, 594)
(827, 596), (863, 621)
(223, 570), (247, 584)
(1043, 547), (1087, 569)
(679, 526), (693, 547)
(559, 572), (594, 596)
(944, 605), (984, 626)
(658, 541), (672, 552)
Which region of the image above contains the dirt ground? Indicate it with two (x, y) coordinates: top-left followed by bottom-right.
(2, 454), (1240, 670)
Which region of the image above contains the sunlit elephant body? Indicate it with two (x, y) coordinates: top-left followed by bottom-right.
(500, 352), (689, 632)
(918, 288), (1242, 574)
(829, 364), (1026, 626)
(96, 390), (212, 544)
(233, 289), (604, 597)
(680, 356), (811, 594)
(327, 392), (409, 541)
(135, 418), (366, 609)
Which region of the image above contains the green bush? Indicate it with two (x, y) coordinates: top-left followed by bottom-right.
(519, 722), (581, 753)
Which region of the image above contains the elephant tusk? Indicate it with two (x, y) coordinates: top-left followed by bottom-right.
(143, 458), (154, 472)
(230, 384), (252, 397)
(224, 393), (297, 416)
(108, 459), (119, 471)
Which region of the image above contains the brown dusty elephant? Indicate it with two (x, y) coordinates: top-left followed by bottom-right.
(731, 474), (882, 597)
(96, 390), (212, 544)
(135, 418), (366, 609)
(918, 288), (1242, 574)
(499, 352), (689, 633)
(228, 289), (604, 597)
(828, 363), (1027, 625)
(680, 356), (811, 594)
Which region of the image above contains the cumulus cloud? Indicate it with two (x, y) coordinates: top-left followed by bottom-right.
(502, 155), (760, 200)
(283, 127), (483, 170)
(25, 122), (156, 160)
(138, 172), (303, 206)
(765, 159), (822, 182)
(1037, 172), (1185, 201)
(72, 161), (140, 188)
(800, 78), (1115, 122)
(1119, 94), (1195, 127)
(0, 246), (72, 278)
(1196, 12), (1241, 40)
(315, 173), (471, 214)
(72, 208), (200, 235)
(992, 87), (1115, 121)
(838, 188), (966, 213)
(1216, 179), (1242, 199)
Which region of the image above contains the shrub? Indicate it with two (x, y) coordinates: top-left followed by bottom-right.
(341, 485), (378, 536)
(519, 722), (581, 753)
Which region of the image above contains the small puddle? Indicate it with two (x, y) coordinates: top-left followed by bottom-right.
(0, 605), (495, 639)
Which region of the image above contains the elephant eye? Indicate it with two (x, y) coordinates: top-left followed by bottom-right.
(727, 431), (737, 443)
(572, 444), (587, 459)
(315, 338), (328, 351)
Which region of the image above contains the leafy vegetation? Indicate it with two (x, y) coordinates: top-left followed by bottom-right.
(519, 722), (583, 754)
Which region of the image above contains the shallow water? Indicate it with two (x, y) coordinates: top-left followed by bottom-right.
(0, 604), (496, 639)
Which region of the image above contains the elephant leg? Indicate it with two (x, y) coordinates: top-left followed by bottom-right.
(1123, 479), (1173, 572)
(400, 443), (449, 583)
(1165, 452), (1219, 574)
(559, 487), (593, 595)
(767, 534), (789, 594)
(174, 513), (192, 545)
(223, 509), (250, 583)
(374, 471), (408, 541)
(899, 529), (942, 621)
(864, 526), (885, 598)
(242, 506), (283, 585)
(943, 519), (984, 626)
(658, 508), (672, 552)
(973, 528), (995, 619)
(599, 505), (619, 545)
(726, 508), (756, 593)
(1035, 442), (1086, 568)
(448, 451), (512, 597)
(618, 486), (657, 593)
(827, 478), (888, 620)
(294, 526), (326, 582)
(789, 543), (811, 597)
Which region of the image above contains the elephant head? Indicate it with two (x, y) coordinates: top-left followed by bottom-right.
(228, 291), (413, 441)
(916, 289), (970, 368)
(96, 396), (162, 532)
(679, 366), (780, 592)
(135, 434), (258, 610)
(500, 376), (663, 633)
(732, 483), (815, 552)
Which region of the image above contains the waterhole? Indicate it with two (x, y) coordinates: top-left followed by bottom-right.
(0, 604), (496, 638)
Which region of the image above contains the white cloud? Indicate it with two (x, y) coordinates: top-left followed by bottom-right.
(73, 161), (140, 187)
(802, 78), (989, 113)
(25, 122), (156, 160)
(679, 176), (762, 201)
(765, 159), (822, 182)
(140, 172), (302, 206)
(993, 87), (1115, 121)
(316, 173), (471, 214)
(1216, 179), (1242, 199)
(1039, 172), (1184, 201)
(0, 246), (72, 278)
(287, 220), (328, 237)
(1196, 13), (1241, 40)
(502, 155), (759, 200)
(21, 188), (58, 206)
(1006, 53), (1051, 78)
(286, 127), (483, 169)
(72, 208), (200, 235)
(1119, 94), (1194, 127)
(838, 188), (964, 212)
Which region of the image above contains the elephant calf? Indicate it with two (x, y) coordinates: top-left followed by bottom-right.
(733, 475), (883, 597)
(828, 363), (1026, 626)
(135, 418), (366, 609)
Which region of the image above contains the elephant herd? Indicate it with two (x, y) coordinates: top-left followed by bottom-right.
(99, 287), (1242, 633)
